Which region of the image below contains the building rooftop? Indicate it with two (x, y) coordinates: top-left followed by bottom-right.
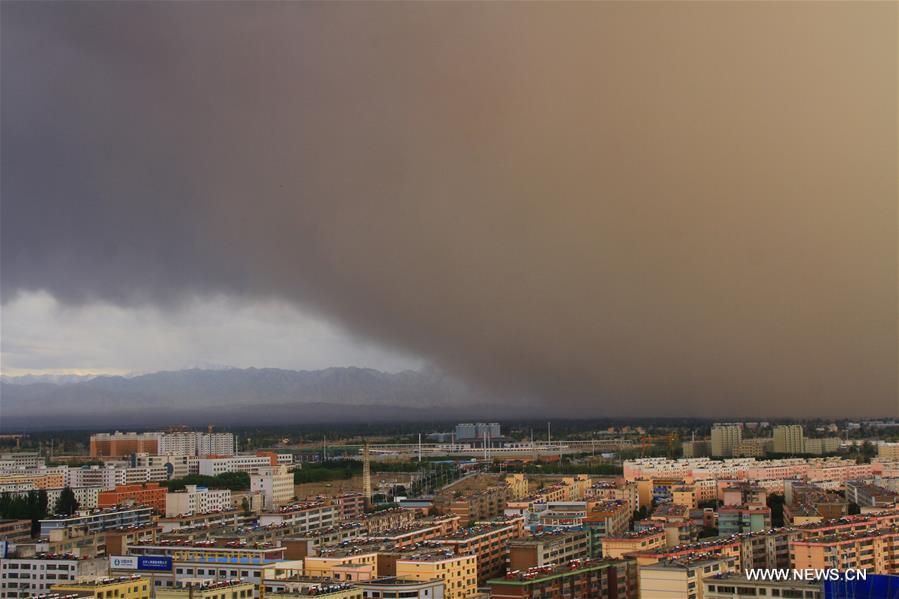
(489, 559), (626, 584)
(52, 576), (146, 588)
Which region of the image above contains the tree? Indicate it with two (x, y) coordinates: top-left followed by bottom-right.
(241, 497), (251, 516)
(54, 487), (80, 516)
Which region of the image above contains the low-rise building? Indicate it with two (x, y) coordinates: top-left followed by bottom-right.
(97, 483), (166, 513)
(601, 528), (666, 559)
(638, 556), (736, 599)
(0, 555), (106, 599)
(39, 507), (153, 538)
(717, 506), (771, 536)
(702, 573), (822, 599)
(51, 576), (150, 599)
(394, 551), (476, 599)
(508, 529), (591, 570)
(488, 558), (637, 599)
(844, 481), (899, 509)
(357, 577), (445, 599)
(436, 517), (524, 584)
(154, 580), (254, 599)
(165, 485), (232, 517)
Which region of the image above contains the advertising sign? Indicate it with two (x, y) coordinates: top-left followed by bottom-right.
(110, 556), (138, 570)
(137, 556), (173, 571)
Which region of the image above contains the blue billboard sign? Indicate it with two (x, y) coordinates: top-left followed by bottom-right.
(137, 556), (173, 571)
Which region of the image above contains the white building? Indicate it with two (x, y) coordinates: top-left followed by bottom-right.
(0, 453), (44, 470)
(165, 485), (233, 517)
(197, 456), (273, 476)
(0, 555), (106, 599)
(251, 466), (294, 510)
(46, 486), (102, 511)
(158, 432), (236, 456)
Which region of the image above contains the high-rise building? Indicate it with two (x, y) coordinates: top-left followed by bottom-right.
(454, 423), (501, 440)
(711, 425), (742, 457)
(773, 425), (805, 454)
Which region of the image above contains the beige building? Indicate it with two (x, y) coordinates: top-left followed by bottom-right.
(156, 581), (255, 599)
(639, 556), (736, 599)
(804, 437), (841, 455)
(703, 574), (822, 599)
(734, 438), (772, 458)
(251, 466), (294, 510)
(52, 577), (151, 599)
(711, 425), (742, 458)
(504, 474), (528, 499)
(395, 553), (476, 599)
(773, 425), (804, 454)
(879, 443), (899, 461)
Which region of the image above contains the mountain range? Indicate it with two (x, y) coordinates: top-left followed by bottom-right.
(0, 367), (523, 430)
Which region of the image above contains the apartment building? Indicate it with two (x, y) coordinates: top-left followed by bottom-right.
(258, 500), (339, 533)
(586, 482), (638, 513)
(165, 485), (232, 517)
(436, 517), (525, 584)
(132, 454), (192, 479)
(334, 493), (366, 520)
(504, 474), (528, 500)
(251, 467), (294, 510)
(155, 580), (254, 599)
(584, 501), (631, 539)
(0, 554), (106, 599)
(878, 443), (899, 462)
(51, 576), (151, 599)
(0, 453), (43, 470)
(804, 438), (841, 455)
(773, 425), (804, 454)
(157, 510), (240, 534)
(792, 528), (899, 574)
(281, 525), (368, 560)
(508, 529), (591, 570)
(158, 432), (236, 456)
(394, 551), (476, 599)
(435, 486), (509, 524)
(0, 519), (31, 542)
(357, 577), (445, 599)
(97, 482), (167, 513)
(197, 456), (274, 476)
(638, 556), (737, 599)
(844, 481), (899, 509)
(703, 574), (822, 599)
(601, 528), (666, 559)
(39, 506), (153, 538)
(115, 543), (302, 595)
(488, 559), (638, 599)
(717, 504), (772, 536)
(303, 546), (381, 579)
(682, 440), (712, 459)
(711, 426), (742, 458)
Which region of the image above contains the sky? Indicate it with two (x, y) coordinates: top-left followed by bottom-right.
(1, 2), (896, 417)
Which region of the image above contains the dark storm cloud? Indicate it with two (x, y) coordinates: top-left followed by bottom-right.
(2, 2), (896, 417)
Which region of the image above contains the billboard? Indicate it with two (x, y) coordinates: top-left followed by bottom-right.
(137, 556), (173, 571)
(110, 556), (138, 570)
(110, 555), (172, 572)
